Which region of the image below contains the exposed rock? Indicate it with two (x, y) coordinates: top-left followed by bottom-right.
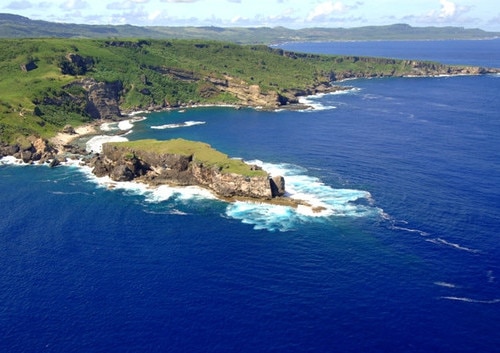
(90, 142), (284, 200)
(110, 165), (135, 181)
(270, 175), (286, 197)
(90, 155), (111, 177)
(49, 158), (61, 168)
(62, 124), (76, 134)
(20, 150), (33, 163)
(20, 61), (37, 72)
(1, 136), (57, 164)
(61, 53), (94, 75)
(190, 162), (273, 199)
(80, 78), (122, 119)
(0, 143), (20, 156)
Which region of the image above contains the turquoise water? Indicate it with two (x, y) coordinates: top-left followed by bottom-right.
(1, 40), (499, 352)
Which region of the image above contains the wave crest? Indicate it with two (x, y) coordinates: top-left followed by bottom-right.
(226, 161), (384, 231)
(151, 121), (206, 129)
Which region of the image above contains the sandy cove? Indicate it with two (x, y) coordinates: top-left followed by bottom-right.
(50, 123), (98, 152)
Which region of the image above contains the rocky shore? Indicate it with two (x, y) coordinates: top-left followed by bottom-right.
(2, 61), (499, 204)
(0, 126), (292, 205)
(89, 139), (286, 200)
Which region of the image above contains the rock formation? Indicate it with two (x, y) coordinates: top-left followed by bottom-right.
(88, 140), (285, 200)
(0, 136), (58, 164)
(77, 78), (122, 119)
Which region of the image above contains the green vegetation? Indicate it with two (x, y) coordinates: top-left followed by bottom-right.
(110, 138), (268, 177)
(1, 37), (447, 143)
(2, 14), (499, 43)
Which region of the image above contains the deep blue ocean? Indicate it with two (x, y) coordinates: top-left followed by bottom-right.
(1, 39), (499, 352)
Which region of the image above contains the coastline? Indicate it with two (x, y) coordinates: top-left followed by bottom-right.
(49, 123), (99, 152)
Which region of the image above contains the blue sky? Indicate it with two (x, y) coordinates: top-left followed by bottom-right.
(3, 0), (500, 31)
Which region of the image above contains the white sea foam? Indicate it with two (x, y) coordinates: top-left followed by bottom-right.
(487, 270), (495, 283)
(56, 153), (383, 231)
(143, 184), (216, 203)
(390, 224), (430, 236)
(118, 120), (134, 130)
(298, 96), (336, 111)
(86, 135), (129, 153)
(226, 160), (384, 231)
(100, 116), (146, 132)
(439, 296), (500, 304)
(298, 88), (360, 111)
(426, 238), (481, 254)
(434, 281), (458, 288)
(151, 121), (206, 129)
(72, 161), (217, 207)
(0, 156), (24, 165)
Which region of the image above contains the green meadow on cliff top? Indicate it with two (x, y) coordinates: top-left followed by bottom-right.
(110, 138), (267, 177)
(0, 37), (441, 143)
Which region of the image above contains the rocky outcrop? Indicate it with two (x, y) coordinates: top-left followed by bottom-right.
(270, 175), (286, 197)
(0, 136), (58, 165)
(89, 142), (284, 200)
(190, 162), (273, 199)
(61, 53), (94, 75)
(78, 78), (122, 119)
(20, 60), (37, 72)
(215, 77), (286, 107)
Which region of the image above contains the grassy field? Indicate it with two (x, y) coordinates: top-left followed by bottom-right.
(110, 138), (268, 177)
(0, 37), (450, 143)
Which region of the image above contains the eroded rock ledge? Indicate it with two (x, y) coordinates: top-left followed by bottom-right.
(88, 138), (286, 201)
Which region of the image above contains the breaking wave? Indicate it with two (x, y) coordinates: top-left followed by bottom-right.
(0, 156), (24, 165)
(426, 238), (481, 254)
(298, 88), (360, 111)
(86, 135), (129, 154)
(100, 116), (146, 132)
(64, 155), (383, 232)
(226, 160), (384, 231)
(151, 121), (206, 129)
(439, 296), (500, 304)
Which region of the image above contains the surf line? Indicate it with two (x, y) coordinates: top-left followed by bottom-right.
(439, 296), (500, 304)
(426, 238), (481, 254)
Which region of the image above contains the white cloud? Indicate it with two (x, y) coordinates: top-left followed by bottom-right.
(439, 0), (456, 18)
(60, 0), (88, 11)
(307, 1), (346, 22)
(418, 0), (473, 25)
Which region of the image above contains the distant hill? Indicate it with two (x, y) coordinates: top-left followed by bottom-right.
(1, 14), (499, 44)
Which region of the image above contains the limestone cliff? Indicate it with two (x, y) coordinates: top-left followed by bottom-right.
(73, 78), (122, 119)
(89, 139), (285, 200)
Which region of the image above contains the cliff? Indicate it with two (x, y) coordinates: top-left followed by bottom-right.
(2, 38), (500, 144)
(89, 139), (286, 200)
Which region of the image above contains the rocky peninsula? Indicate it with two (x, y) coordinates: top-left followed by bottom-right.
(89, 138), (286, 200)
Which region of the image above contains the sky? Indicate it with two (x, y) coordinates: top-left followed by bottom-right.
(3, 0), (500, 31)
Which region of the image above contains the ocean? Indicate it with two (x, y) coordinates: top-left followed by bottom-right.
(1, 39), (499, 352)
